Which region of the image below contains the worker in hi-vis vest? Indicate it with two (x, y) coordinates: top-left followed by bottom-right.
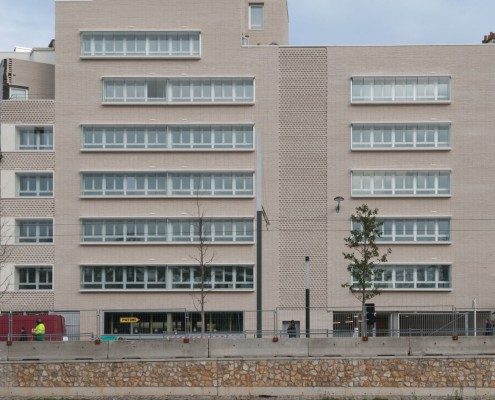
(33, 319), (46, 341)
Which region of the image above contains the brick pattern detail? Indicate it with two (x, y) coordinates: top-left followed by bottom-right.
(0, 100), (55, 123)
(278, 48), (328, 307)
(0, 199), (54, 217)
(0, 291), (54, 312)
(5, 245), (55, 263)
(0, 153), (54, 169)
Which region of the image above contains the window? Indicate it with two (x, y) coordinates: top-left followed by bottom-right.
(17, 126), (54, 151)
(352, 171), (450, 196)
(353, 218), (450, 243)
(9, 86), (28, 100)
(351, 76), (451, 103)
(81, 31), (200, 57)
(17, 266), (53, 290)
(81, 265), (253, 290)
(352, 264), (451, 290)
(82, 124), (254, 150)
(17, 220), (53, 243)
(18, 173), (53, 197)
(249, 4), (264, 30)
(351, 124), (450, 150)
(81, 172), (253, 197)
(103, 78), (254, 104)
(81, 219), (254, 243)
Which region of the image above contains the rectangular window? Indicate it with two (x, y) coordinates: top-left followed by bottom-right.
(249, 4), (264, 30)
(81, 172), (253, 197)
(351, 171), (450, 196)
(103, 78), (254, 104)
(18, 173), (53, 197)
(82, 125), (254, 151)
(17, 220), (53, 243)
(351, 76), (451, 103)
(17, 126), (54, 151)
(9, 86), (28, 100)
(353, 218), (451, 243)
(81, 219), (254, 243)
(17, 266), (53, 290)
(351, 124), (450, 150)
(352, 264), (451, 290)
(81, 31), (200, 57)
(81, 265), (253, 290)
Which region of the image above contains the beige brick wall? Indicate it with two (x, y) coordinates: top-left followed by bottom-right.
(53, 0), (283, 317)
(278, 48), (328, 310)
(4, 58), (54, 99)
(3, 0), (494, 335)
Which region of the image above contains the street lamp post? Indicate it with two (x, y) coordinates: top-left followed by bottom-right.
(305, 256), (310, 338)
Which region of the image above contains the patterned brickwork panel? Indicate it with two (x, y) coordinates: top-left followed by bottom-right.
(278, 48), (328, 307)
(0, 199), (54, 217)
(0, 153), (54, 169)
(0, 100), (54, 123)
(5, 245), (55, 263)
(1, 291), (54, 312)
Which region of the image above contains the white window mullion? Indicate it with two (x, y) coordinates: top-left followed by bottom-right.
(166, 220), (172, 242)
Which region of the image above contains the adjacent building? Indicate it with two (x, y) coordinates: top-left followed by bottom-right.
(1, 0), (494, 338)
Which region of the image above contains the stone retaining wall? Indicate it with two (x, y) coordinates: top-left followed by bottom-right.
(2, 356), (495, 399)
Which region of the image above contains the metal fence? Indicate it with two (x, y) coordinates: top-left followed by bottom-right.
(1, 306), (493, 341)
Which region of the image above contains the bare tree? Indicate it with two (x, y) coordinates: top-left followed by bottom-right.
(189, 198), (215, 336)
(0, 214), (13, 306)
(342, 204), (391, 337)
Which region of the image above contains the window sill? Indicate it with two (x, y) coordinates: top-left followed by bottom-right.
(378, 241), (451, 245)
(351, 147), (451, 152)
(80, 148), (254, 153)
(81, 55), (201, 60)
(351, 195), (451, 198)
(351, 100), (451, 105)
(102, 101), (255, 106)
(79, 241), (255, 245)
(80, 195), (255, 199)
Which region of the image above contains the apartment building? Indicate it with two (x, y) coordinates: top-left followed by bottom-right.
(1, 0), (495, 337)
(0, 46), (55, 313)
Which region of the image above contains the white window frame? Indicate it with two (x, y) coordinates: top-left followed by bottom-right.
(102, 78), (255, 104)
(351, 170), (451, 197)
(17, 173), (54, 197)
(16, 265), (53, 290)
(81, 31), (201, 58)
(81, 172), (253, 197)
(351, 123), (451, 150)
(351, 76), (451, 103)
(81, 218), (254, 244)
(352, 264), (451, 290)
(17, 219), (54, 243)
(17, 126), (54, 151)
(249, 4), (264, 30)
(9, 86), (28, 100)
(352, 218), (451, 243)
(82, 124), (254, 151)
(80, 265), (254, 290)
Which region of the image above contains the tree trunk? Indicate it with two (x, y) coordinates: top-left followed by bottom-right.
(361, 299), (367, 337)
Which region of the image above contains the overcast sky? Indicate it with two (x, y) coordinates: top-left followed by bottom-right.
(0, 0), (494, 51)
